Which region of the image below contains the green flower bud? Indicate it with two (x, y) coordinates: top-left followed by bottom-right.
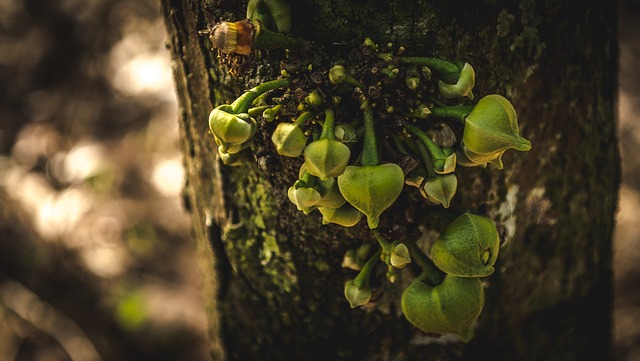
(409, 104), (431, 119)
(271, 123), (307, 157)
(438, 63), (475, 99)
(304, 89), (324, 109)
(380, 65), (399, 79)
(304, 138), (351, 179)
(401, 275), (484, 342)
(430, 213), (500, 277)
(328, 65), (365, 89)
(344, 280), (372, 308)
(333, 124), (358, 144)
(337, 164), (405, 229)
(406, 76), (421, 90)
(342, 243), (371, 271)
(329, 65), (347, 84)
(318, 203), (363, 227)
(363, 37), (378, 50)
(420, 173), (457, 208)
(462, 95), (532, 169)
(209, 105), (257, 146)
(287, 182), (322, 211)
(420, 66), (432, 80)
(378, 52), (393, 63)
(390, 243), (411, 269)
(342, 249), (361, 271)
(262, 104), (282, 122)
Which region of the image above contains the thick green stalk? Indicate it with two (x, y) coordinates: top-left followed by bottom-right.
(416, 141), (436, 177)
(405, 124), (445, 162)
(391, 134), (409, 155)
(361, 102), (379, 166)
(294, 111), (315, 128)
(371, 229), (392, 254)
(399, 57), (459, 80)
(320, 109), (336, 139)
(430, 106), (474, 122)
(248, 105), (270, 117)
(405, 238), (444, 286)
(329, 65), (366, 89)
(230, 78), (290, 113)
(353, 248), (382, 288)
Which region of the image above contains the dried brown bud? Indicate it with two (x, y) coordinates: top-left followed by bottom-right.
(210, 20), (254, 55)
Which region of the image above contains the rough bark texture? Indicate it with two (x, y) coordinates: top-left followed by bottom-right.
(160, 1), (618, 360)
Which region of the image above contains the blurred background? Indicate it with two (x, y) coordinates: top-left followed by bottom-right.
(0, 0), (638, 360)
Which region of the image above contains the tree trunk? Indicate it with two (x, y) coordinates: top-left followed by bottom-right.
(160, 1), (618, 360)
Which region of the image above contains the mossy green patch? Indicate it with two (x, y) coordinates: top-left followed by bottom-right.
(222, 164), (299, 298)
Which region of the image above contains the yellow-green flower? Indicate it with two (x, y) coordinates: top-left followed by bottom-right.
(462, 95), (531, 168)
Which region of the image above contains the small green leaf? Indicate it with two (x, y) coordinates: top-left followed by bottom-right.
(272, 122), (307, 157)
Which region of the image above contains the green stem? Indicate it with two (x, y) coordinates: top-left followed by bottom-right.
(408, 104), (431, 119)
(354, 248), (381, 288)
(416, 140), (436, 177)
(404, 238), (443, 286)
(294, 111), (314, 128)
(230, 78), (290, 113)
(426, 95), (447, 108)
(391, 134), (409, 155)
(361, 101), (379, 166)
(320, 109), (336, 140)
(252, 22), (304, 50)
(312, 124), (321, 141)
(371, 229), (392, 254)
(263, 104), (283, 122)
(378, 53), (393, 63)
(430, 106), (474, 122)
(399, 57), (459, 81)
(405, 124), (445, 162)
(248, 105), (270, 117)
(402, 136), (421, 156)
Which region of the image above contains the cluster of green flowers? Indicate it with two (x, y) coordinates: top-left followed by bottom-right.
(345, 213), (499, 342)
(207, 4), (531, 341)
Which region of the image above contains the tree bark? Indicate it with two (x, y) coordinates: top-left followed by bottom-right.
(160, 1), (618, 360)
